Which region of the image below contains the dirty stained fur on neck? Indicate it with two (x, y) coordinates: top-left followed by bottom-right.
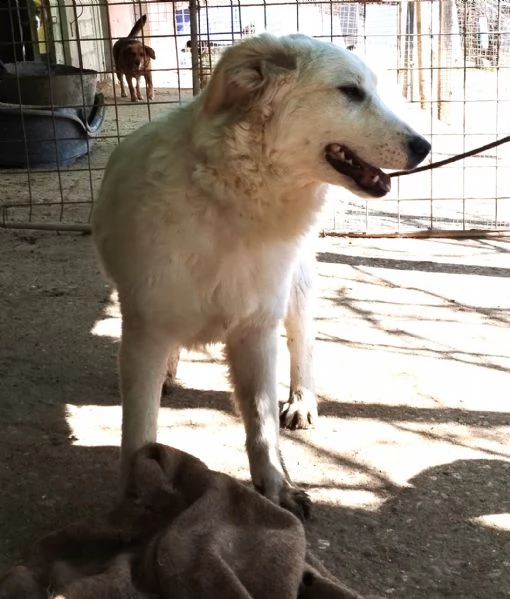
(92, 33), (430, 519)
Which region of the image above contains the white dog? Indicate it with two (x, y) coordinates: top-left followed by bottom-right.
(92, 33), (430, 517)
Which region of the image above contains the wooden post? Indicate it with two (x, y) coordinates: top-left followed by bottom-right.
(189, 0), (200, 96)
(415, 0), (426, 109)
(402, 1), (415, 101)
(437, 0), (454, 122)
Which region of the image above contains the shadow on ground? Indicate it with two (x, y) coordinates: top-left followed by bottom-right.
(306, 459), (510, 599)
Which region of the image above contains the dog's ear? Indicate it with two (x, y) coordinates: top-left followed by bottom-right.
(202, 34), (297, 116)
(145, 46), (156, 59)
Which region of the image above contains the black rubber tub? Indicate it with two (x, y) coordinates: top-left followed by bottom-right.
(0, 63), (105, 168)
(0, 93), (105, 168)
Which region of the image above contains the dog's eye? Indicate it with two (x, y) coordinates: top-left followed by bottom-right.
(338, 86), (366, 102)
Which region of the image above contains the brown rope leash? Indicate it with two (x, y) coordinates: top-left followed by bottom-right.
(389, 134), (510, 178)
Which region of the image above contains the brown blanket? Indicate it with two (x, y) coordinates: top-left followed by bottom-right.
(0, 443), (378, 599)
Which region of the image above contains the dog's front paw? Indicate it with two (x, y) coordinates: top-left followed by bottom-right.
(279, 482), (312, 521)
(254, 469), (312, 521)
(280, 388), (317, 430)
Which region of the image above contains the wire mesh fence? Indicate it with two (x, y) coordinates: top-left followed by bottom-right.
(1, 0), (510, 235)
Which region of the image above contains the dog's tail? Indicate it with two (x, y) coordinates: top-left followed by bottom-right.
(127, 14), (147, 38)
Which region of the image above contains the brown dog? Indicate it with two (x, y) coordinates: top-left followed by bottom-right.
(113, 14), (155, 102)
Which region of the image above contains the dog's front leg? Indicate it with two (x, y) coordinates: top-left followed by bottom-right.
(135, 77), (143, 101)
(117, 72), (127, 98)
(281, 254), (318, 430)
(118, 321), (171, 489)
(145, 72), (155, 101)
(127, 77), (137, 102)
(226, 325), (311, 519)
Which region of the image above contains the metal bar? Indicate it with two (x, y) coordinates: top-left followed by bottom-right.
(321, 229), (510, 240)
(2, 221), (92, 232)
(4, 221), (510, 241)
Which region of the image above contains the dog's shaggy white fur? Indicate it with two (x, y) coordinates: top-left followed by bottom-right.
(92, 33), (430, 516)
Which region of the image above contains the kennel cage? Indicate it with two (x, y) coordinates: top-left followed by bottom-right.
(1, 0), (510, 236)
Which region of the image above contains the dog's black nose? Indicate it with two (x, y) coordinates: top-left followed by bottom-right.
(407, 135), (431, 166)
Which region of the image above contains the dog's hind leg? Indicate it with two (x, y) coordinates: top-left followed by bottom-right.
(280, 252), (318, 430)
(226, 324), (311, 519)
(118, 320), (171, 488)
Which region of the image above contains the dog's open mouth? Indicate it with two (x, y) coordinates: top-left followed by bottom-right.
(325, 143), (391, 198)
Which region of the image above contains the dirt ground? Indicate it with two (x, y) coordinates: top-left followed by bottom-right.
(1, 229), (510, 598)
